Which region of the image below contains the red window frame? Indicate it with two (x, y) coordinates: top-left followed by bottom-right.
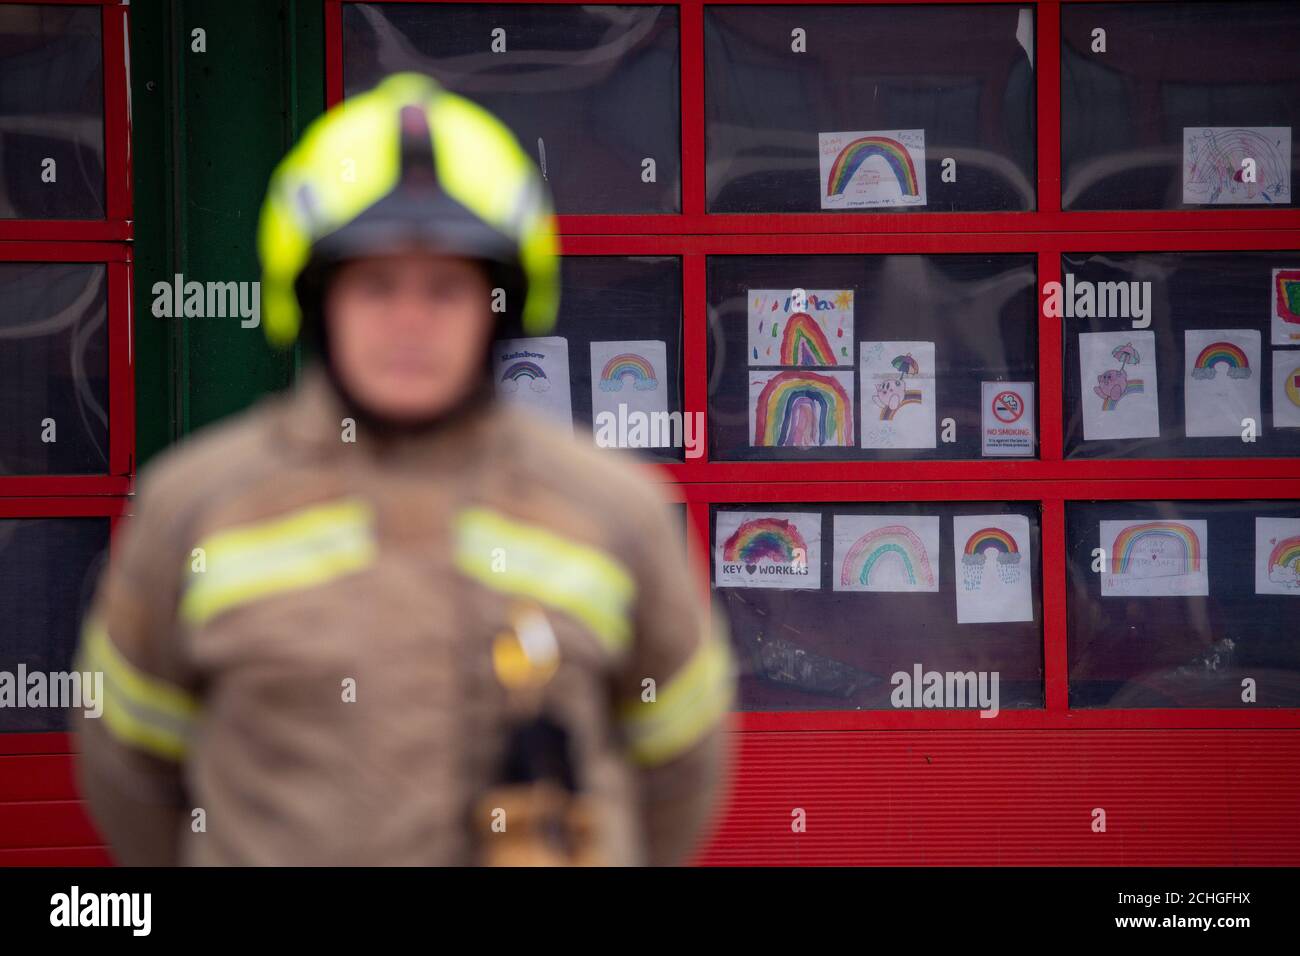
(0, 0), (133, 764)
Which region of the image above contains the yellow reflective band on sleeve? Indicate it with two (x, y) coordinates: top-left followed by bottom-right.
(78, 620), (198, 762)
(453, 507), (636, 655)
(619, 623), (735, 767)
(180, 498), (377, 627)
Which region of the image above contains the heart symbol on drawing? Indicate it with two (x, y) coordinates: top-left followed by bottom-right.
(745, 564), (757, 574)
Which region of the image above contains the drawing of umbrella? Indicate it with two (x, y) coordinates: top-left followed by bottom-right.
(891, 353), (919, 381)
(1111, 342), (1139, 369)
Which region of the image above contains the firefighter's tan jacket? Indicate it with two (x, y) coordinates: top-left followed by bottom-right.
(72, 366), (734, 866)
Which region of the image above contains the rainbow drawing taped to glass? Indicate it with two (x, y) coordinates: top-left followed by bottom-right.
(499, 359), (550, 393)
(1110, 521), (1203, 577)
(1094, 341), (1144, 410)
(722, 517), (807, 572)
(825, 135), (920, 200)
(1268, 535), (1300, 588)
(961, 527), (1023, 589)
(779, 312), (837, 366)
(598, 352), (658, 392)
(753, 370), (853, 447)
(1190, 341), (1252, 380)
(840, 524), (935, 589)
(1275, 269), (1300, 340)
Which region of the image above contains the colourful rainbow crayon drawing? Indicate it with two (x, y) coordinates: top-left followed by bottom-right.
(779, 312), (837, 366)
(722, 517), (807, 571)
(840, 524), (935, 589)
(1111, 521), (1203, 577)
(825, 136), (919, 199)
(754, 371), (853, 447)
(961, 527), (1023, 589)
(1275, 270), (1300, 327)
(598, 352), (658, 392)
(1266, 535), (1300, 589)
(500, 360), (550, 393)
(878, 388), (923, 420)
(1191, 341), (1252, 380)
(1099, 380), (1142, 410)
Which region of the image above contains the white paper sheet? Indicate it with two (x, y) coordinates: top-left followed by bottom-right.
(1183, 126), (1291, 205)
(1100, 518), (1209, 597)
(1183, 329), (1261, 438)
(819, 129), (927, 210)
(748, 369), (855, 447)
(1079, 330), (1160, 441)
(746, 288), (854, 366)
(589, 340), (669, 447)
(981, 381), (1035, 456)
(1256, 516), (1300, 595)
(715, 511), (822, 590)
(832, 514), (940, 593)
(953, 515), (1034, 623)
(1272, 350), (1300, 429)
(859, 341), (937, 449)
(493, 336), (572, 431)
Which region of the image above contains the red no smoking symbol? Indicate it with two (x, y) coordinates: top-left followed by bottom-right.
(992, 390), (1024, 423)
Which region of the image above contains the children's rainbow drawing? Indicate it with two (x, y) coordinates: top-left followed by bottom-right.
(598, 352), (659, 392)
(961, 527), (1023, 589)
(1191, 341), (1252, 380)
(778, 312), (837, 366)
(1111, 521), (1203, 575)
(840, 524), (935, 589)
(825, 136), (919, 199)
(1267, 535), (1300, 588)
(500, 360), (550, 393)
(1275, 269), (1300, 327)
(722, 517), (807, 567)
(754, 371), (853, 447)
(879, 388), (922, 420)
(1099, 380), (1142, 410)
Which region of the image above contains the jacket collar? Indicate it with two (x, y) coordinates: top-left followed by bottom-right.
(274, 363), (510, 477)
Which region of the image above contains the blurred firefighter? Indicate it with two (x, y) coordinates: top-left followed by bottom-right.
(71, 72), (734, 866)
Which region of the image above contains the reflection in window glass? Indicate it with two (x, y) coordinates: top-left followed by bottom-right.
(1067, 500), (1300, 708)
(705, 4), (1036, 212)
(0, 262), (109, 474)
(1061, 251), (1300, 460)
(0, 5), (104, 219)
(713, 501), (1044, 711)
(0, 517), (109, 732)
(342, 3), (680, 214)
(708, 254), (1038, 461)
(1062, 1), (1300, 210)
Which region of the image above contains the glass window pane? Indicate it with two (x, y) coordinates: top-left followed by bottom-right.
(714, 501), (1044, 711)
(494, 256), (685, 463)
(1061, 250), (1300, 459)
(0, 517), (110, 733)
(342, 2), (680, 214)
(1066, 499), (1300, 708)
(0, 4), (104, 220)
(1062, 1), (1300, 210)
(0, 262), (110, 475)
(707, 253), (1038, 461)
(705, 4), (1036, 213)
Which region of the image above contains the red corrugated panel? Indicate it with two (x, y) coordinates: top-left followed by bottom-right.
(0, 756), (80, 803)
(694, 730), (1300, 866)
